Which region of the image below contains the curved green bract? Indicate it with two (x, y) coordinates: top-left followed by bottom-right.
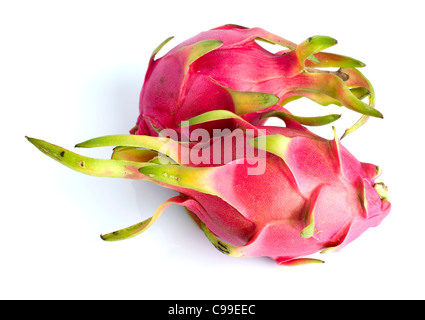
(150, 36), (174, 61)
(224, 87), (279, 115)
(101, 196), (183, 241)
(249, 134), (292, 160)
(288, 72), (382, 119)
(261, 110), (341, 126)
(339, 68), (376, 138)
(296, 36), (337, 67)
(76, 134), (181, 164)
(255, 36), (296, 51)
(26, 136), (154, 179)
(281, 87), (370, 108)
(178, 39), (223, 73)
(276, 258), (324, 266)
(179, 109), (256, 130)
(305, 52), (366, 69)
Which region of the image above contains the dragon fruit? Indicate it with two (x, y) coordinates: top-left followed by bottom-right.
(132, 24), (382, 139)
(26, 110), (390, 265)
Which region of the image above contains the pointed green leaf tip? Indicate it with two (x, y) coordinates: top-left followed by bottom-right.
(101, 196), (182, 241)
(26, 136), (153, 179)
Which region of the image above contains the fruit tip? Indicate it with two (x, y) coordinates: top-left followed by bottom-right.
(100, 232), (116, 241)
(369, 109), (383, 119)
(25, 136), (36, 145)
(322, 35), (338, 45)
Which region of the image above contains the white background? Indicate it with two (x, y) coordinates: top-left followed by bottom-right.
(2, 0), (424, 299)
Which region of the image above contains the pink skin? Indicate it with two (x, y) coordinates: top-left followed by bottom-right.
(138, 124), (391, 264)
(26, 23), (387, 264)
(132, 25), (381, 140)
(134, 25), (299, 136)
(133, 25), (376, 137)
(27, 121), (390, 264)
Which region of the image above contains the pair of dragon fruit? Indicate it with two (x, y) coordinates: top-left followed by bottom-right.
(28, 25), (390, 265)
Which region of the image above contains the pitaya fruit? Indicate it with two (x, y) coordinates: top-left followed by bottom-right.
(132, 24), (382, 139)
(26, 110), (390, 265)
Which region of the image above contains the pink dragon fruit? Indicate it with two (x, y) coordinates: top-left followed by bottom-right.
(26, 110), (390, 265)
(132, 24), (382, 139)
